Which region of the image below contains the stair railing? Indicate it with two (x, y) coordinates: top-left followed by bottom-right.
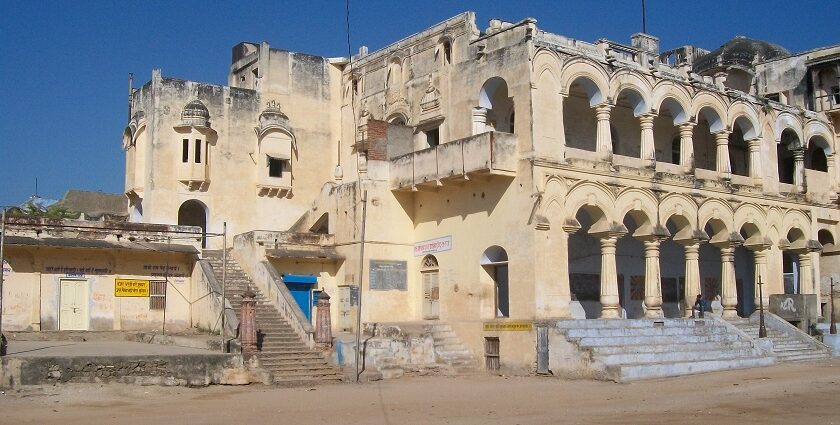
(194, 260), (240, 350)
(253, 260), (315, 347)
(755, 311), (832, 352)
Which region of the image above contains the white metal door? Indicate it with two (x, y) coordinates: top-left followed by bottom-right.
(59, 279), (88, 330)
(422, 271), (440, 319)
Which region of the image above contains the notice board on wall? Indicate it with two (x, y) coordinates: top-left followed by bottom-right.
(369, 260), (407, 291)
(115, 279), (150, 297)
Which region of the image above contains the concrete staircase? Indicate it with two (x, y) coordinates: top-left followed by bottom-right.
(729, 318), (831, 363)
(558, 318), (774, 381)
(428, 323), (477, 371)
(204, 251), (343, 386)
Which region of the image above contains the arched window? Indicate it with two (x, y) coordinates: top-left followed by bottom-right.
(818, 229), (835, 247)
(481, 246), (509, 318)
(421, 255), (440, 320)
(178, 200), (207, 248)
(778, 129), (799, 184)
(806, 137), (830, 172)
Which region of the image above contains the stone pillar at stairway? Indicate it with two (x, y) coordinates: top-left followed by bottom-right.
(595, 231), (625, 319)
(240, 287), (258, 356)
(717, 242), (739, 319)
(315, 291), (333, 348)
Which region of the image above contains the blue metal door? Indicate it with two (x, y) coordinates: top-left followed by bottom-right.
(283, 274), (317, 322)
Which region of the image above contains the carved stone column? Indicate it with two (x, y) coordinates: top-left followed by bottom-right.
(827, 153), (837, 200)
(798, 251), (814, 294)
(639, 113), (656, 165)
(716, 242), (739, 319)
(749, 244), (770, 309)
(640, 235), (665, 318)
(595, 104), (613, 160)
(793, 147), (805, 192)
(679, 123), (695, 173)
(746, 137), (763, 185)
(714, 130), (731, 180)
(595, 231), (625, 319)
(472, 107), (488, 135)
(679, 239), (702, 318)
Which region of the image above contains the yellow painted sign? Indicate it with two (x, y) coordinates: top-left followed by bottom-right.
(115, 279), (150, 297)
(483, 322), (533, 332)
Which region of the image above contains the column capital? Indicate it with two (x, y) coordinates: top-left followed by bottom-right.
(639, 113), (656, 126)
(746, 137), (762, 149)
(594, 103), (613, 118)
(592, 230), (627, 243)
(713, 130), (731, 144)
(792, 147), (805, 160)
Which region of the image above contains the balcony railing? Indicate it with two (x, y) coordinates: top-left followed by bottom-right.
(814, 92), (840, 113)
(390, 131), (517, 191)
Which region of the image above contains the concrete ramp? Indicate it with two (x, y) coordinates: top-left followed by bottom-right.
(556, 318), (774, 381)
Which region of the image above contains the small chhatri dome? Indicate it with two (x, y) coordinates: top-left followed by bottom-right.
(693, 36), (791, 74)
(254, 100), (293, 138)
(181, 100), (210, 127)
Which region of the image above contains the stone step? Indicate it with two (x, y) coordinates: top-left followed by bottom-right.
(590, 341), (755, 355)
(574, 333), (743, 347)
(610, 356), (775, 381)
(596, 347), (763, 366)
(260, 359), (333, 368)
(259, 352), (326, 360)
(774, 352), (829, 362)
(273, 376), (343, 387)
(565, 326), (728, 338)
(558, 319), (712, 329)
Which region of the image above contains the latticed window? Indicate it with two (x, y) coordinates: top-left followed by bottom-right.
(149, 281), (167, 310)
(421, 255), (439, 270)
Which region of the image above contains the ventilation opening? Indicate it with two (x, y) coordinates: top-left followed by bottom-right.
(484, 337), (500, 371)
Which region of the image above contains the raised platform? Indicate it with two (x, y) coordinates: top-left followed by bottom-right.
(1, 339), (242, 388)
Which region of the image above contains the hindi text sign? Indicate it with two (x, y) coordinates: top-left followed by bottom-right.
(115, 279), (150, 297)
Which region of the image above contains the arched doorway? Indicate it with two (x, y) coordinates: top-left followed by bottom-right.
(481, 246), (509, 318)
(421, 255), (440, 320)
(178, 200), (207, 248)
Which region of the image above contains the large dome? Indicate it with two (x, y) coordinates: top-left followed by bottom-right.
(693, 36), (791, 74)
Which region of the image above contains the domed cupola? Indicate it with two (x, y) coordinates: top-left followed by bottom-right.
(180, 100), (210, 127)
(693, 36), (791, 75)
(254, 100), (293, 139)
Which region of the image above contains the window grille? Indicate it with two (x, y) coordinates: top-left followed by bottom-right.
(150, 281), (166, 310)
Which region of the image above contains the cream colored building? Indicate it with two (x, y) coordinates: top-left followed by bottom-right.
(5, 12), (838, 372)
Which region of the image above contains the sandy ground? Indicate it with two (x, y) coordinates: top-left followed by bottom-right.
(1, 360), (838, 425)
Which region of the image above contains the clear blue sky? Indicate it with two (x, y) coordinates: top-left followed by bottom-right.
(1, 0), (837, 207)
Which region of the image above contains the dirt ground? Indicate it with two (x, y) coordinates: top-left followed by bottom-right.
(1, 360), (838, 425)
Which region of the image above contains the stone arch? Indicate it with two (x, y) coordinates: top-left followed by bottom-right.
(818, 229), (835, 246)
(564, 181), (616, 231)
(559, 59), (610, 106)
(178, 199), (208, 248)
(533, 52), (563, 158)
(477, 77), (514, 133)
(385, 111), (410, 126)
(734, 203), (768, 244)
(609, 70), (652, 116)
(691, 92), (728, 132)
(804, 120), (835, 152)
(782, 209), (812, 243)
(698, 199), (735, 242)
(774, 112), (804, 143)
(532, 48), (563, 80)
(615, 188), (658, 234)
(660, 193), (699, 239)
(728, 101), (761, 140)
(652, 82), (692, 124)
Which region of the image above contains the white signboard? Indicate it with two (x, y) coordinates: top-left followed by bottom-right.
(414, 236), (452, 257)
(1, 260), (11, 276)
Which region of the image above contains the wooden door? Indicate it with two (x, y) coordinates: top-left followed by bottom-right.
(422, 271), (440, 319)
(59, 279), (88, 330)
